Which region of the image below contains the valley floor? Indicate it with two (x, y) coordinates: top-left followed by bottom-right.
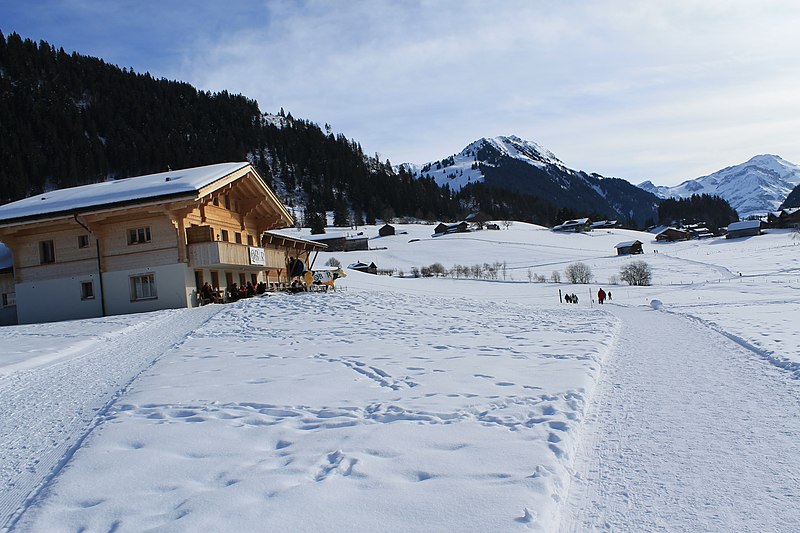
(1, 223), (798, 531)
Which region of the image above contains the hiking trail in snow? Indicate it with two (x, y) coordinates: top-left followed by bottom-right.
(561, 304), (800, 532)
(0, 306), (221, 531)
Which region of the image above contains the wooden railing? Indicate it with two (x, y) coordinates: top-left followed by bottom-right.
(188, 241), (284, 269)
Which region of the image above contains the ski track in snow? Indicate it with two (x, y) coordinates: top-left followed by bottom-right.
(0, 305), (221, 531)
(561, 304), (800, 532)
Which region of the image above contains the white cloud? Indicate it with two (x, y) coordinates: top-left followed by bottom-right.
(169, 0), (800, 185)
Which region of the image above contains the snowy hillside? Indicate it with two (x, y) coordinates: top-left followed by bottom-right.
(639, 154), (800, 217)
(2, 222), (799, 532)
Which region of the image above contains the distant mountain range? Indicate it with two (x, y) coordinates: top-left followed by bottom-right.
(638, 154), (800, 217)
(402, 135), (661, 226)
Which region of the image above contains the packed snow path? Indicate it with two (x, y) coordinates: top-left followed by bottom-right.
(0, 306), (220, 531)
(562, 304), (800, 532)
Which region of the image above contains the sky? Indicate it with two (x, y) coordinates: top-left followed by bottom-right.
(2, 0), (800, 186)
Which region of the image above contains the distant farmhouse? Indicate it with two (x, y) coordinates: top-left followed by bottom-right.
(591, 220), (618, 229)
(433, 221), (469, 236)
(655, 227), (691, 242)
(552, 218), (592, 232)
(307, 233), (369, 252)
(726, 220), (762, 239)
(0, 162), (324, 325)
(614, 240), (644, 255)
(348, 261), (377, 274)
(766, 207), (800, 228)
(378, 224), (395, 237)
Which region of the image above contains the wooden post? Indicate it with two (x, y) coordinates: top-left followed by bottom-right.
(558, 289), (562, 303)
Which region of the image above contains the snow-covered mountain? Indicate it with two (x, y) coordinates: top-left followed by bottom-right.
(401, 135), (660, 225)
(638, 154), (800, 217)
(401, 136), (566, 191)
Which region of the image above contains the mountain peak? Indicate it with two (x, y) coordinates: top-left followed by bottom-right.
(643, 154), (800, 217)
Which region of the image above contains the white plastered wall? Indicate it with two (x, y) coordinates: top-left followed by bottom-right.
(15, 273), (103, 324)
(102, 263), (192, 316)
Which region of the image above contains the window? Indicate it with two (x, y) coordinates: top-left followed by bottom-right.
(211, 271), (220, 290)
(80, 281), (95, 300)
(212, 197), (219, 206)
(39, 240), (55, 264)
(239, 273), (246, 285)
(127, 226), (152, 245)
(130, 274), (157, 301)
(235, 232), (242, 244)
(224, 195), (231, 210)
(247, 235), (254, 246)
(78, 235), (90, 248)
(221, 229), (229, 241)
(2, 293), (15, 307)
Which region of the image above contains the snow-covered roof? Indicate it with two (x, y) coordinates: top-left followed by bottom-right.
(0, 162), (251, 224)
(614, 240), (642, 248)
(727, 220), (761, 231)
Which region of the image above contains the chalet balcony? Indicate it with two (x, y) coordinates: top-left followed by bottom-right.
(188, 241), (285, 270)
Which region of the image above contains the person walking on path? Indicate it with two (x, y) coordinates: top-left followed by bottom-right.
(597, 287), (606, 304)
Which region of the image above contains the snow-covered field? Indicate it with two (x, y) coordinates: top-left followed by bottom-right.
(1, 222), (798, 531)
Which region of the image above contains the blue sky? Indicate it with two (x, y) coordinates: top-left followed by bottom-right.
(3, 0), (800, 185)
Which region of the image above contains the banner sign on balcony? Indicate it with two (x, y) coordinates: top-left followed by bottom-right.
(249, 246), (266, 266)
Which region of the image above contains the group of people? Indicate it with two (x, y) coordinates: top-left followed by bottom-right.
(226, 281), (268, 301)
(564, 293), (579, 304)
(562, 289), (613, 305)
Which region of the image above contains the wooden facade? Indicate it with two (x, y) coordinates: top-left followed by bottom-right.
(615, 240), (644, 255)
(0, 163), (321, 324)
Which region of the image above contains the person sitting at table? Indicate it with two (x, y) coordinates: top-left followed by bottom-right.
(200, 282), (214, 304)
(227, 283), (239, 302)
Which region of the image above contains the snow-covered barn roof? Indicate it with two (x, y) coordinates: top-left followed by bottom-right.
(614, 240), (642, 248)
(727, 220), (761, 231)
(0, 162), (253, 224)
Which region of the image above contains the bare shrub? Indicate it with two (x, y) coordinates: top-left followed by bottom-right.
(550, 271), (561, 283)
(325, 257), (341, 268)
(565, 262), (593, 284)
(620, 260), (652, 286)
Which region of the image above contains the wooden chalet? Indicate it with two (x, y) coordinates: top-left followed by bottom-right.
(378, 224), (395, 237)
(433, 221), (469, 236)
(0, 162), (323, 324)
(614, 240), (644, 255)
(591, 220), (618, 229)
(655, 227), (691, 242)
(552, 218), (592, 232)
(307, 233), (369, 252)
(726, 220), (762, 239)
(766, 207), (800, 228)
(348, 261), (378, 275)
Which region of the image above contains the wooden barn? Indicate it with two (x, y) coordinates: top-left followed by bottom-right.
(348, 261), (378, 274)
(0, 162), (311, 324)
(307, 233), (369, 252)
(433, 221), (469, 236)
(655, 228), (691, 242)
(726, 220), (762, 239)
(378, 224), (395, 237)
(552, 218), (592, 232)
(767, 207), (800, 228)
(614, 240), (644, 255)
